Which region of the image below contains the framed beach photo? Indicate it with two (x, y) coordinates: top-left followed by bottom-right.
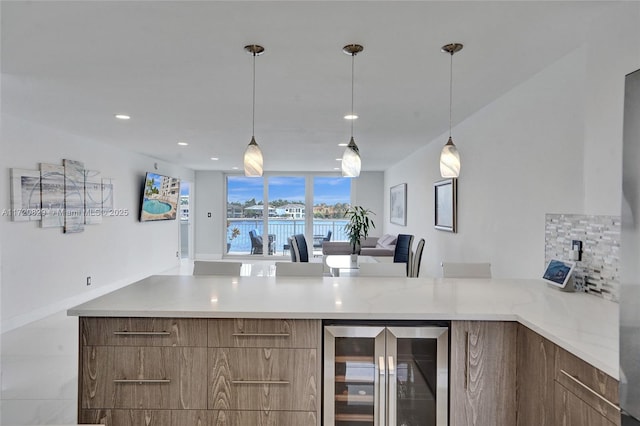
(390, 183), (407, 226)
(434, 178), (457, 232)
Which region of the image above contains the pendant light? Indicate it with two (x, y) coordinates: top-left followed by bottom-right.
(440, 43), (463, 178)
(341, 44), (364, 178)
(243, 44), (265, 177)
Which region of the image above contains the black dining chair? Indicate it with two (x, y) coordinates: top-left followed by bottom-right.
(393, 234), (414, 276)
(292, 234), (309, 262)
(412, 238), (425, 277)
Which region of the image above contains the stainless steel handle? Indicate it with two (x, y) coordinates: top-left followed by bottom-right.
(232, 333), (290, 337)
(231, 380), (290, 385)
(379, 356), (386, 426)
(464, 331), (470, 390)
(113, 379), (171, 384)
(113, 331), (170, 336)
(559, 370), (620, 411)
(388, 356), (396, 426)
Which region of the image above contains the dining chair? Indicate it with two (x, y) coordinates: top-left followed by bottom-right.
(193, 261), (242, 276)
(441, 262), (492, 278)
(292, 234), (309, 262)
(358, 262), (407, 277)
(393, 234), (414, 276)
(411, 238), (426, 277)
(287, 237), (298, 262)
(275, 262), (324, 277)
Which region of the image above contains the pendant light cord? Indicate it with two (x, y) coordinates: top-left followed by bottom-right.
(449, 51), (453, 138)
(351, 52), (355, 138)
(252, 51), (256, 138)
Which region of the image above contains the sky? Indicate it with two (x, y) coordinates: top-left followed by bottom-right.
(227, 176), (351, 205)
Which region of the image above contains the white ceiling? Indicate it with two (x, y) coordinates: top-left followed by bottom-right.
(1, 1), (617, 172)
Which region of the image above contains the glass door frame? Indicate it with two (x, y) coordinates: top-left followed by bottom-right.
(323, 324), (449, 426)
(224, 172), (351, 259)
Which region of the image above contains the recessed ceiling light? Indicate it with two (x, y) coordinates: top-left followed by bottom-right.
(336, 158), (342, 161)
(114, 114), (130, 120)
(232, 167), (239, 170)
(177, 141), (189, 146)
(338, 143), (348, 147)
(210, 157), (219, 161)
(344, 114), (358, 120)
(333, 167), (341, 170)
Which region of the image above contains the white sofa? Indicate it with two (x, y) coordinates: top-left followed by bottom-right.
(321, 234), (397, 257)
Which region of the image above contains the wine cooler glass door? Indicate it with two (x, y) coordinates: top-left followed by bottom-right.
(386, 327), (449, 426)
(324, 326), (386, 426)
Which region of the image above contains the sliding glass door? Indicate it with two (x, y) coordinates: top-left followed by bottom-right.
(226, 174), (351, 257)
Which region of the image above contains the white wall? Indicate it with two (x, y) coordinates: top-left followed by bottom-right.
(352, 172), (384, 237)
(583, 4), (640, 214)
(194, 170), (225, 259)
(0, 114), (195, 332)
(384, 4), (640, 279)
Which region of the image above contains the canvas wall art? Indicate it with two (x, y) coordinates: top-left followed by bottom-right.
(10, 169), (41, 222)
(390, 183), (407, 226)
(63, 159), (85, 233)
(84, 169), (102, 224)
(40, 163), (65, 228)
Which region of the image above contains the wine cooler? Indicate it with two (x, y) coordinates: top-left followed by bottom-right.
(324, 322), (448, 426)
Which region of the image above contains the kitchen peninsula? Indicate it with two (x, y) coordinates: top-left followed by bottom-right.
(68, 275), (619, 426)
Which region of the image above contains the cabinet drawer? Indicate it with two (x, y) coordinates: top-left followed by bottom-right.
(555, 346), (619, 422)
(209, 348), (318, 411)
(82, 346), (207, 409)
(81, 317), (207, 347)
(555, 382), (618, 426)
(208, 319), (319, 348)
(80, 409), (209, 426)
(210, 410), (317, 426)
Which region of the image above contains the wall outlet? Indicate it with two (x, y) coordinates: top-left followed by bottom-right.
(86, 276), (92, 286)
(571, 240), (583, 261)
(176, 251), (179, 258)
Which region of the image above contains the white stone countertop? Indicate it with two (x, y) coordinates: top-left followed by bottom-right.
(67, 275), (619, 379)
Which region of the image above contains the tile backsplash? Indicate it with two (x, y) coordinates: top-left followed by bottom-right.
(545, 214), (620, 302)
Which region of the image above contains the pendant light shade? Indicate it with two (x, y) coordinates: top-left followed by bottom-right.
(440, 136), (461, 178)
(243, 44), (265, 177)
(341, 137), (361, 177)
(440, 43), (463, 178)
(244, 136), (263, 177)
(341, 44), (364, 178)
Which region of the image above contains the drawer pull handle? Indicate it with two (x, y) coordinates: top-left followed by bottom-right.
(113, 379), (171, 384)
(113, 331), (171, 336)
(232, 333), (290, 337)
(231, 380), (290, 385)
(559, 369), (620, 411)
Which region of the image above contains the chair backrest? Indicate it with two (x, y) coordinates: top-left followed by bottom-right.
(442, 262), (492, 278)
(275, 262), (324, 277)
(411, 238), (426, 277)
(323, 230), (332, 242)
(358, 262), (407, 277)
(393, 234), (414, 275)
(193, 261), (242, 276)
(292, 234), (309, 262)
(288, 237), (298, 262)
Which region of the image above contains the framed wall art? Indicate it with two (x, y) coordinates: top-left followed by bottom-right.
(434, 178), (457, 232)
(390, 183), (407, 226)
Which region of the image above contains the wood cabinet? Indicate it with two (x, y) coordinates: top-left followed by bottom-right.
(516, 324), (556, 426)
(516, 323), (620, 426)
(554, 341), (620, 426)
(450, 321), (517, 426)
(78, 317), (321, 426)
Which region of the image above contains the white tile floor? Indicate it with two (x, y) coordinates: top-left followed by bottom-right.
(0, 258), (280, 425)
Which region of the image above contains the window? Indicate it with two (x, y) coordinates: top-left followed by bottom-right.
(225, 175), (351, 256)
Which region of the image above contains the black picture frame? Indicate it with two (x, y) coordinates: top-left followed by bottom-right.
(434, 178), (457, 232)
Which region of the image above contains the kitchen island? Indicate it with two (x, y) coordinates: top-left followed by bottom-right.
(68, 275), (619, 426)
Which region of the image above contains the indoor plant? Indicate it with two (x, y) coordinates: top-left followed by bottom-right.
(227, 224), (240, 253)
(344, 206), (375, 255)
